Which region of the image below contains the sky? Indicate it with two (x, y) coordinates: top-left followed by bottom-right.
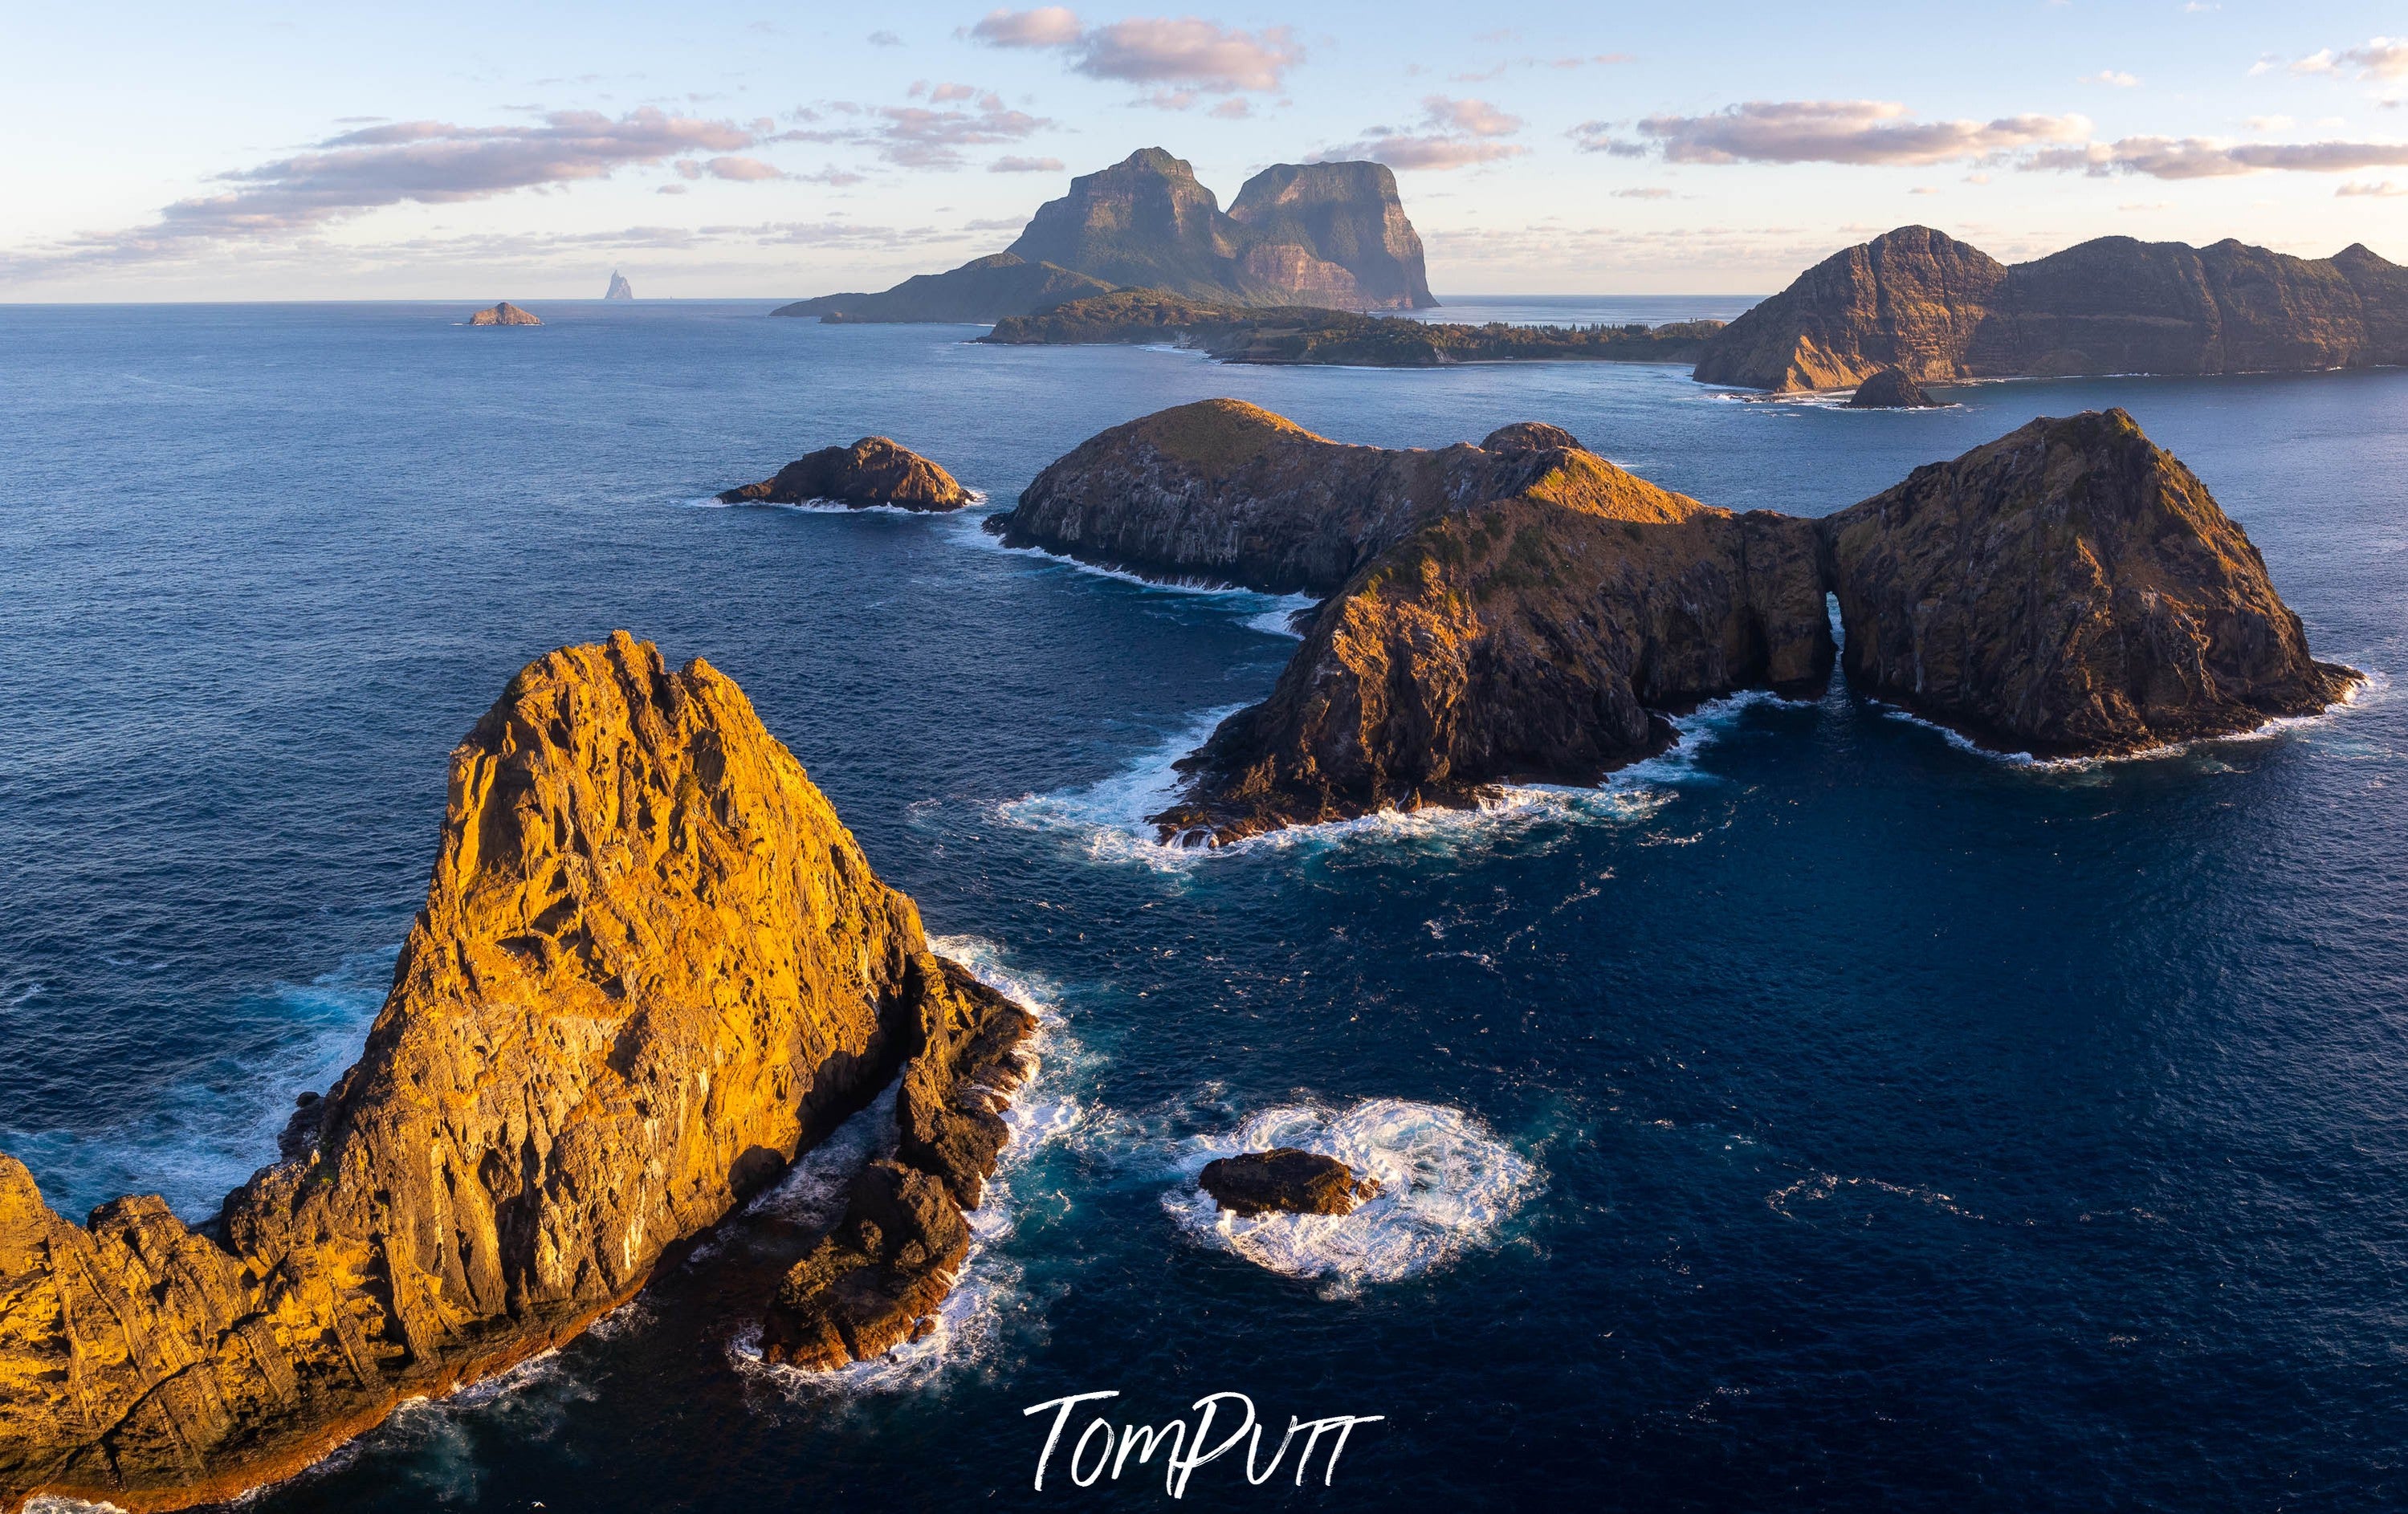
(4, 1), (2406, 299)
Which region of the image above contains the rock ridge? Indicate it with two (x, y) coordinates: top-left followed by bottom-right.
(718, 437), (971, 511)
(0, 633), (1030, 1510)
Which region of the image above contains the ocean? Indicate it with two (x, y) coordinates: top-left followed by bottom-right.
(2, 299), (2406, 1509)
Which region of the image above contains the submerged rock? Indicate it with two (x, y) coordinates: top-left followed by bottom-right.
(1848, 367), (1941, 409)
(0, 632), (1032, 1511)
(718, 436), (971, 511)
(467, 301), (540, 326)
(1200, 1149), (1378, 1217)
(1825, 409), (2359, 755)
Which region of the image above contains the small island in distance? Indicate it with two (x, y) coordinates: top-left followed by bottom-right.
(605, 270), (634, 300)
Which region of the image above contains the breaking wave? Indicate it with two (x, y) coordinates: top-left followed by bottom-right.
(1159, 1098), (1540, 1295)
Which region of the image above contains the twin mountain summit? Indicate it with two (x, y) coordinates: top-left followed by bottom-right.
(745, 146), (2408, 393)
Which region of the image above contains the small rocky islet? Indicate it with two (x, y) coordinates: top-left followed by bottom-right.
(986, 397), (2357, 844)
(0, 633), (1036, 1511)
(467, 301), (540, 327)
(717, 435), (970, 511)
(1200, 1150), (1379, 1218)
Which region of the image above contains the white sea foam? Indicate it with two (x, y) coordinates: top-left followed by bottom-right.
(2, 947), (394, 1221)
(996, 685), (1803, 868)
(731, 936), (1077, 1396)
(1868, 665), (2386, 771)
(1160, 1098), (1540, 1295)
(962, 524), (1322, 637)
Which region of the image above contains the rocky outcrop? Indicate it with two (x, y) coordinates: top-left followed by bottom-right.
(467, 302), (540, 327)
(772, 254), (1111, 323)
(988, 400), (1714, 596)
(1149, 471), (1832, 842)
(1004, 401), (2354, 840)
(779, 149), (1438, 322)
(717, 437), (970, 511)
(757, 958), (1036, 1369)
(605, 271), (634, 300)
(1226, 161), (1435, 309)
(0, 633), (1031, 1511)
(1849, 368), (1941, 409)
(982, 291), (1721, 367)
(1199, 1150), (1377, 1217)
(1695, 226), (2408, 392)
(1824, 409), (2359, 755)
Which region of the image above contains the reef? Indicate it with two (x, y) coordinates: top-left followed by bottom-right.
(0, 633), (1031, 1511)
(1693, 226), (2408, 392)
(717, 436), (971, 511)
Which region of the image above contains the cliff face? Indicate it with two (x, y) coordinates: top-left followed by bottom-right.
(1824, 409), (2357, 754)
(1696, 227), (2408, 391)
(771, 253), (1110, 323)
(1227, 161), (1436, 309)
(0, 633), (1024, 1511)
(1693, 228), (2007, 391)
(1015, 402), (2355, 840)
(990, 399), (1626, 596)
(1151, 477), (1831, 843)
(719, 437), (971, 510)
(605, 271), (634, 300)
(783, 149), (1438, 321)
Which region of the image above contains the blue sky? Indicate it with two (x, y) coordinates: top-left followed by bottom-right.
(5, 1), (2405, 298)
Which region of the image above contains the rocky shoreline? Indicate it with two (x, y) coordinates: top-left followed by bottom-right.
(985, 401), (2358, 844)
(0, 634), (1035, 1512)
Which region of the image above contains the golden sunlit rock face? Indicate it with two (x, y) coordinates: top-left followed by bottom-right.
(0, 633), (1027, 1512)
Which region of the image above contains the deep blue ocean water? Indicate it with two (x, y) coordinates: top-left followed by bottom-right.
(2, 300), (2406, 1512)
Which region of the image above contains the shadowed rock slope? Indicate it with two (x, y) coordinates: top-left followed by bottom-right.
(1000, 401), (2356, 842)
(1695, 226), (2408, 392)
(719, 436), (971, 510)
(1824, 409), (2358, 755)
(0, 633), (1031, 1511)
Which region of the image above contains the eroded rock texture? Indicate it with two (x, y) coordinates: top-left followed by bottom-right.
(718, 437), (971, 511)
(1824, 409), (2359, 755)
(756, 958), (1036, 1370)
(0, 633), (1022, 1511)
(467, 302), (540, 327)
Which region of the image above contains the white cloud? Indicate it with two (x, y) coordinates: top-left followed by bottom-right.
(988, 155), (1065, 173)
(968, 10), (1302, 96)
(2027, 134), (2408, 178)
(1314, 96), (1527, 172)
(2337, 179), (2406, 196)
(780, 95), (1053, 169)
(2262, 38), (2408, 80)
(2081, 70), (2141, 88)
(1635, 100), (2090, 166)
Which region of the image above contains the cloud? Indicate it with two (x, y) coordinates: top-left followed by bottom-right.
(2081, 70), (2140, 88)
(1634, 100), (2091, 166)
(968, 6), (1084, 47)
(14, 108), (764, 268)
(1453, 51), (1632, 82)
(1209, 98), (1252, 119)
(2027, 135), (2408, 178)
(868, 30), (902, 46)
(1567, 120), (1649, 158)
(2247, 114), (2296, 132)
(2263, 38), (2408, 79)
(968, 10), (1301, 96)
(988, 155), (1065, 173)
(2338, 179), (2406, 195)
(1611, 187), (1677, 199)
(1314, 96), (1527, 172)
(696, 155), (784, 181)
(911, 81), (984, 103)
(780, 95), (1053, 169)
